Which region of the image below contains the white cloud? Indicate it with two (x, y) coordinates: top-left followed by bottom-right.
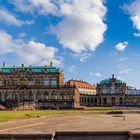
(134, 32), (140, 37)
(116, 76), (125, 81)
(50, 0), (107, 53)
(9, 0), (58, 15)
(118, 57), (127, 62)
(73, 52), (91, 62)
(0, 30), (61, 66)
(68, 65), (77, 73)
(115, 41), (128, 52)
(123, 0), (140, 36)
(10, 0), (107, 54)
(0, 8), (34, 26)
(79, 54), (91, 62)
(118, 64), (132, 75)
(89, 72), (101, 77)
(119, 68), (132, 74)
(109, 51), (118, 58)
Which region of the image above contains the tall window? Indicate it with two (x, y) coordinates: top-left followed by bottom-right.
(0, 93), (2, 101)
(44, 92), (49, 100)
(43, 78), (49, 86)
(28, 80), (34, 86)
(36, 78), (42, 85)
(102, 88), (107, 94)
(51, 77), (57, 86)
(0, 80), (2, 86)
(111, 85), (115, 94)
(5, 79), (10, 86)
(51, 92), (58, 99)
(28, 91), (33, 100)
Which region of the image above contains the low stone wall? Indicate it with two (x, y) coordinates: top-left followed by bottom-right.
(55, 131), (129, 140)
(0, 131), (140, 140)
(129, 131), (140, 140)
(0, 133), (53, 140)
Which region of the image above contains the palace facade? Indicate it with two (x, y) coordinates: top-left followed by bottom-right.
(0, 63), (80, 109)
(65, 79), (96, 106)
(95, 74), (127, 106)
(79, 75), (140, 107)
(0, 62), (140, 109)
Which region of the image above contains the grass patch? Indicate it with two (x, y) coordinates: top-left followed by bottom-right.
(0, 107), (138, 122)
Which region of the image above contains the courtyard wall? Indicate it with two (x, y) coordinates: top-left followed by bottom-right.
(0, 131), (139, 140)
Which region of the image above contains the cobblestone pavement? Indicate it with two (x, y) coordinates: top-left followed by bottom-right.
(0, 113), (140, 133)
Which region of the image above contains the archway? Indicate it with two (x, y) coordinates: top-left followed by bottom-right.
(103, 98), (107, 106)
(111, 97), (116, 106)
(0, 92), (2, 102)
(94, 98), (97, 105)
(119, 97), (122, 106)
(99, 98), (101, 105)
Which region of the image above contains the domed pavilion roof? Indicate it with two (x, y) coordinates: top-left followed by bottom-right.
(100, 75), (123, 85)
(100, 79), (110, 84)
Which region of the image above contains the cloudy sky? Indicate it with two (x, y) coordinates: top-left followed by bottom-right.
(0, 0), (140, 88)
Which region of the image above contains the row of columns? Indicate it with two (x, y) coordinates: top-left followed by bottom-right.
(80, 96), (125, 106)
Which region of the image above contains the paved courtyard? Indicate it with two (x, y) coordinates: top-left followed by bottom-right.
(0, 113), (140, 133)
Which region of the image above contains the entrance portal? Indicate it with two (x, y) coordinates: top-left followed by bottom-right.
(103, 98), (107, 106)
(94, 98), (97, 105)
(111, 97), (115, 106)
(119, 97), (122, 106)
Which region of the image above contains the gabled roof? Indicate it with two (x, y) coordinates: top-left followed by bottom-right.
(65, 79), (96, 89)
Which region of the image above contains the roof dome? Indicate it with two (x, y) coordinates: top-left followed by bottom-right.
(100, 77), (123, 85)
(116, 79), (123, 84)
(100, 79), (110, 84)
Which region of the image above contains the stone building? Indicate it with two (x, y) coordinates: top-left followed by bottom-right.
(65, 79), (96, 106)
(125, 86), (140, 106)
(0, 63), (80, 109)
(65, 75), (140, 107)
(96, 74), (126, 106)
(95, 74), (140, 107)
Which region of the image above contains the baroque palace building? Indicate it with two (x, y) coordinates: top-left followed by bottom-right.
(0, 62), (80, 109)
(65, 79), (96, 106)
(94, 74), (140, 106)
(96, 74), (127, 106)
(0, 62), (140, 109)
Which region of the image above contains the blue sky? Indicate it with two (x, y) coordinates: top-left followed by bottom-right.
(0, 0), (140, 88)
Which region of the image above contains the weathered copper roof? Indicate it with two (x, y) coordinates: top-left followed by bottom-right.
(100, 78), (123, 84)
(0, 65), (59, 74)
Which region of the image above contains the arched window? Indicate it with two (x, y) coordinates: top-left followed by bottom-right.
(28, 91), (33, 100)
(0, 92), (2, 102)
(51, 92), (58, 99)
(60, 92), (65, 100)
(36, 92), (42, 100)
(51, 77), (57, 86)
(44, 92), (49, 100)
(119, 97), (122, 105)
(28, 78), (35, 86)
(36, 78), (42, 85)
(0, 80), (2, 86)
(111, 85), (115, 94)
(43, 78), (49, 86)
